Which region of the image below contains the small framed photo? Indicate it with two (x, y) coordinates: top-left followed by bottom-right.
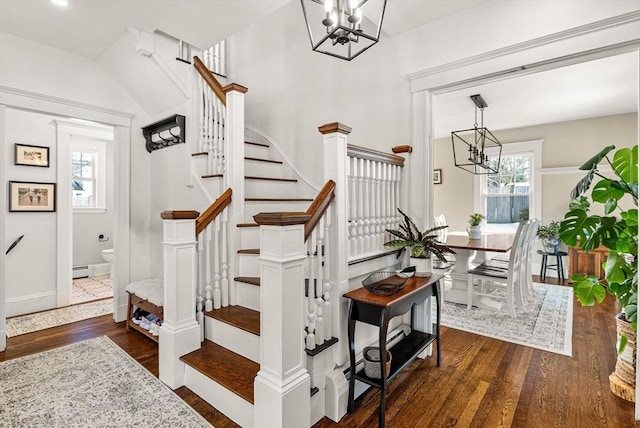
(433, 169), (442, 185)
(15, 143), (50, 167)
(9, 181), (56, 212)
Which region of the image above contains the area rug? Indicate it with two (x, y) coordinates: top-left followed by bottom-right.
(440, 282), (573, 356)
(5, 299), (113, 337)
(0, 336), (212, 427)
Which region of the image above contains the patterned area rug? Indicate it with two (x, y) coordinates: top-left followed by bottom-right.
(0, 337), (212, 427)
(440, 282), (573, 356)
(5, 299), (113, 337)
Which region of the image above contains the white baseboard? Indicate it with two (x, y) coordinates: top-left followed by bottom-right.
(6, 292), (57, 317)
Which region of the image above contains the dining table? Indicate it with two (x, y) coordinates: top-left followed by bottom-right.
(444, 233), (515, 311)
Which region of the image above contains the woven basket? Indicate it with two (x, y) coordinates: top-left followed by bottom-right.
(614, 313), (636, 387)
(363, 346), (391, 379)
(362, 272), (407, 296)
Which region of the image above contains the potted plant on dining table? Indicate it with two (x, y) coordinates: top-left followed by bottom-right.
(384, 208), (456, 276)
(467, 213), (485, 239)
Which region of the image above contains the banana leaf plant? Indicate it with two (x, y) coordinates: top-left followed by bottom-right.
(559, 144), (637, 351)
(384, 208), (456, 262)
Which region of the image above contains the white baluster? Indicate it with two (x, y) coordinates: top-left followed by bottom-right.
(221, 208), (230, 307)
(356, 157), (365, 257)
(323, 208), (333, 342)
(348, 156), (357, 258)
(213, 217), (221, 309)
(197, 233), (205, 341)
(306, 237), (316, 350)
(204, 225), (213, 312)
(374, 161), (383, 249)
(315, 297), (324, 346)
(363, 159), (372, 253)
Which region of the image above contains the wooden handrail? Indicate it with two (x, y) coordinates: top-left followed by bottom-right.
(347, 144), (405, 167)
(304, 180), (336, 242)
(392, 145), (413, 154)
(195, 188), (233, 236)
(194, 55), (227, 106)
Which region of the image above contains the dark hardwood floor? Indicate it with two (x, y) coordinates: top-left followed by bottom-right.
(1, 276), (637, 427)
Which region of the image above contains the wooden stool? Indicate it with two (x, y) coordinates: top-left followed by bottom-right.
(537, 250), (567, 281)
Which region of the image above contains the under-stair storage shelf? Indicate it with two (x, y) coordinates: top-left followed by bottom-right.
(142, 114), (186, 153)
(126, 279), (164, 343)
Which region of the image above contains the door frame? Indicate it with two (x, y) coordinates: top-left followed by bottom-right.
(0, 87), (134, 351)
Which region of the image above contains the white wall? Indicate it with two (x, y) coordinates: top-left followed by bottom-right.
(0, 32), (151, 318)
(4, 109), (59, 316)
(228, 1), (412, 187)
(433, 113), (638, 232)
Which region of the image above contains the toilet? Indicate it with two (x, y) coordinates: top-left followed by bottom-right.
(101, 248), (114, 263)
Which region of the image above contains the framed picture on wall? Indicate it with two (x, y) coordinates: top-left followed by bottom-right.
(15, 143), (50, 167)
(9, 181), (56, 212)
(433, 169), (442, 184)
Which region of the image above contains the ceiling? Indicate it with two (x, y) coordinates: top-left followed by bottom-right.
(433, 51), (639, 138)
(0, 0), (637, 132)
(0, 0), (486, 59)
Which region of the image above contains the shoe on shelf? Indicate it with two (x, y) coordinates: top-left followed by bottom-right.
(139, 318), (151, 330)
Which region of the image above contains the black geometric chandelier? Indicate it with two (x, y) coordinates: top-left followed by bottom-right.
(300, 0), (387, 61)
(451, 94), (502, 175)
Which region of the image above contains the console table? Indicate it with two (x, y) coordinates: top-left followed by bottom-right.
(344, 274), (442, 428)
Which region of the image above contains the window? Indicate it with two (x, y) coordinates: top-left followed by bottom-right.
(71, 140), (107, 211)
(474, 140), (542, 233)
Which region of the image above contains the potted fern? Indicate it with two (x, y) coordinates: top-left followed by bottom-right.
(558, 144), (637, 401)
(384, 208), (455, 276)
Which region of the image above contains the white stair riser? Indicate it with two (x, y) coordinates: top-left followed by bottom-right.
(238, 253), (260, 277)
(245, 179), (301, 198)
(205, 316), (260, 363)
(236, 281), (260, 312)
(184, 364), (254, 428)
(238, 226), (260, 248)
(245, 160), (289, 178)
(244, 143), (270, 158)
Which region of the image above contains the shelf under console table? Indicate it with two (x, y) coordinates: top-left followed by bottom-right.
(344, 273), (442, 428)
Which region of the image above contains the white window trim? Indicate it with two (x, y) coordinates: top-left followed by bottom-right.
(71, 137), (108, 212)
(474, 139), (543, 223)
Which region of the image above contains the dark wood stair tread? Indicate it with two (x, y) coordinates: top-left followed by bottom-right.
(245, 141), (269, 148)
(245, 175), (297, 182)
(191, 152), (207, 157)
(206, 305), (260, 336)
(181, 340), (258, 404)
(235, 276), (260, 286)
(238, 249), (259, 255)
(244, 156), (282, 164)
(202, 174), (223, 179)
(245, 197), (313, 202)
(237, 223), (259, 228)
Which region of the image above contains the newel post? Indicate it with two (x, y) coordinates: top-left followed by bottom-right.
(159, 210), (201, 389)
(253, 212), (312, 428)
(224, 84), (247, 306)
(319, 122), (350, 366)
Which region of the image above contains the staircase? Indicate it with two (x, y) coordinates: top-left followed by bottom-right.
(179, 132), (319, 426)
(157, 52), (412, 428)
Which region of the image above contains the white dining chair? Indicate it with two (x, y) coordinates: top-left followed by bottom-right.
(466, 220), (530, 317)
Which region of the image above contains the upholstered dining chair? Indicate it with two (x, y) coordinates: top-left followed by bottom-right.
(466, 220), (530, 317)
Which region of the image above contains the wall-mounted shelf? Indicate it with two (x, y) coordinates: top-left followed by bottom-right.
(142, 114), (186, 153)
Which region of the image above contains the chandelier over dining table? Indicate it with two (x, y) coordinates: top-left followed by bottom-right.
(300, 0), (387, 61)
(451, 94), (502, 175)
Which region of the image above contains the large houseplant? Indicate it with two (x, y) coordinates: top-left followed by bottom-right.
(385, 208), (455, 275)
(558, 144), (637, 400)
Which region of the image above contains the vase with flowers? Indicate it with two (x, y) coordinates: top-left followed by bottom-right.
(467, 213), (485, 240)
